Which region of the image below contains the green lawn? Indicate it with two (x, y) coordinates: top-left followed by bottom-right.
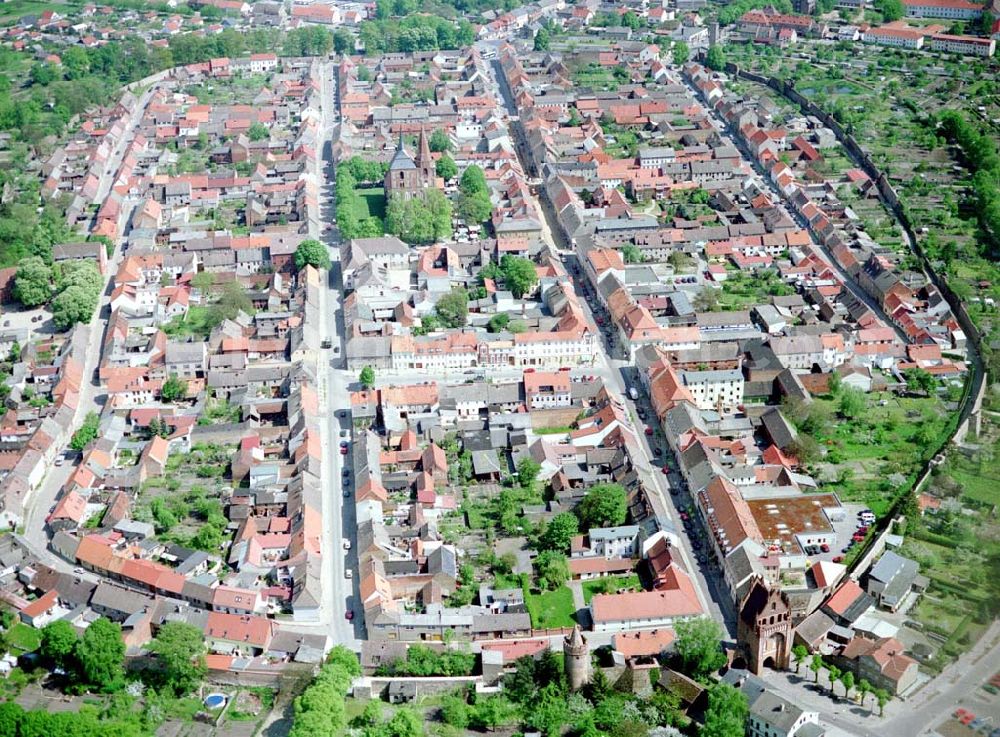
(582, 574), (641, 605)
(6, 623), (41, 652)
(525, 586), (577, 629)
(356, 188), (386, 220)
(534, 426), (572, 435)
(0, 0), (80, 22)
(163, 305), (215, 338)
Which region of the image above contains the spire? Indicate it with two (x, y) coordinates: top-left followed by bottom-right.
(418, 125), (431, 167)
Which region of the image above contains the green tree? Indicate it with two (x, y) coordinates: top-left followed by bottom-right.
(540, 511), (578, 551)
(70, 412), (100, 451)
(517, 456), (541, 493)
(809, 653), (824, 683)
(13, 257), (52, 307)
(439, 693), (469, 728)
(52, 284), (98, 329)
(208, 280), (253, 325)
(499, 254), (538, 298)
(39, 620), (77, 672)
(674, 617), (726, 680)
(840, 670), (855, 702)
(534, 550), (570, 591)
(838, 387), (866, 419)
(457, 189), (493, 224)
(333, 29), (354, 54)
(148, 622), (206, 696)
(791, 644), (809, 674)
(622, 244), (643, 263)
(826, 663), (841, 695)
(359, 365), (375, 389)
(470, 695), (517, 731)
(705, 44), (728, 72)
(294, 239), (331, 270)
(673, 41), (690, 64)
(161, 374), (188, 402)
(386, 190), (453, 244)
(534, 26), (551, 51)
(30, 63), (56, 86)
(459, 164), (488, 196)
(429, 128), (452, 153)
(74, 617), (125, 693)
(386, 708), (423, 737)
(435, 288), (468, 328)
(487, 313), (510, 333)
(247, 122), (269, 141)
(525, 683), (568, 737)
(875, 688), (890, 716)
(875, 0), (903, 20)
(578, 483), (627, 529)
(904, 367), (936, 394)
(702, 682), (749, 737)
(191, 271), (214, 293)
(435, 154), (457, 181)
(857, 678), (872, 707)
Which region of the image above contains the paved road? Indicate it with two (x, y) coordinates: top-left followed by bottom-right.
(313, 58), (360, 649)
(20, 103), (142, 573)
(480, 48), (736, 635)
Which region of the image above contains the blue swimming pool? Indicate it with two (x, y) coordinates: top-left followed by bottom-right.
(204, 693), (226, 709)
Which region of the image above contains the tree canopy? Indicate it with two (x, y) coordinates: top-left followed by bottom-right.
(674, 617), (726, 680)
(435, 287), (468, 328)
(498, 254), (538, 298)
(75, 617), (126, 693)
(435, 154), (457, 181)
(13, 256), (52, 307)
(702, 683), (749, 737)
(359, 366), (376, 389)
(295, 239), (331, 270)
(160, 374), (188, 403)
(578, 483), (628, 529)
(386, 189), (453, 244)
(147, 622), (206, 696)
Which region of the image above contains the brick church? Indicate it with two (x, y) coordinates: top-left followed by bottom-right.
(384, 128), (436, 200)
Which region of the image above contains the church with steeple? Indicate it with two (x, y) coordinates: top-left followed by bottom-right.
(384, 127), (436, 200)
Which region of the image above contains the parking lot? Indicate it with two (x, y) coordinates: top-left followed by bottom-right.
(937, 685), (1000, 737)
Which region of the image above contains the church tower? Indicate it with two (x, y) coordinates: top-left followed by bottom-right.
(416, 126), (435, 186)
(564, 625), (590, 691)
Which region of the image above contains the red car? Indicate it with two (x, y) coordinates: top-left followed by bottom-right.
(852, 534), (865, 542)
(832, 555), (844, 563)
(340, 446), (349, 455)
(345, 610), (354, 621)
(820, 543), (830, 553)
(645, 427), (654, 436)
(662, 466), (670, 475)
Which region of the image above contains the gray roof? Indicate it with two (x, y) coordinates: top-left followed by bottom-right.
(750, 691), (807, 733)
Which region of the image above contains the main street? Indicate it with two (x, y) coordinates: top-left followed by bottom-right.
(478, 43), (735, 636)
(310, 59), (360, 649)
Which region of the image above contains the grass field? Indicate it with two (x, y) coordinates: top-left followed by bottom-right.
(582, 574), (641, 604)
(525, 586), (577, 629)
(6, 623), (41, 652)
(356, 188), (386, 220)
(0, 0), (80, 23)
(163, 305), (215, 338)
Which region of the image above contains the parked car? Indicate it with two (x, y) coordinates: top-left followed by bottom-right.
(345, 569), (353, 579)
(342, 540), (351, 550)
(820, 543), (830, 553)
(345, 609), (354, 620)
(644, 427), (654, 436)
(832, 555), (844, 563)
(340, 446), (349, 455)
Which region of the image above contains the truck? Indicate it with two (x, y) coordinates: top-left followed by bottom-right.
(628, 386), (639, 401)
